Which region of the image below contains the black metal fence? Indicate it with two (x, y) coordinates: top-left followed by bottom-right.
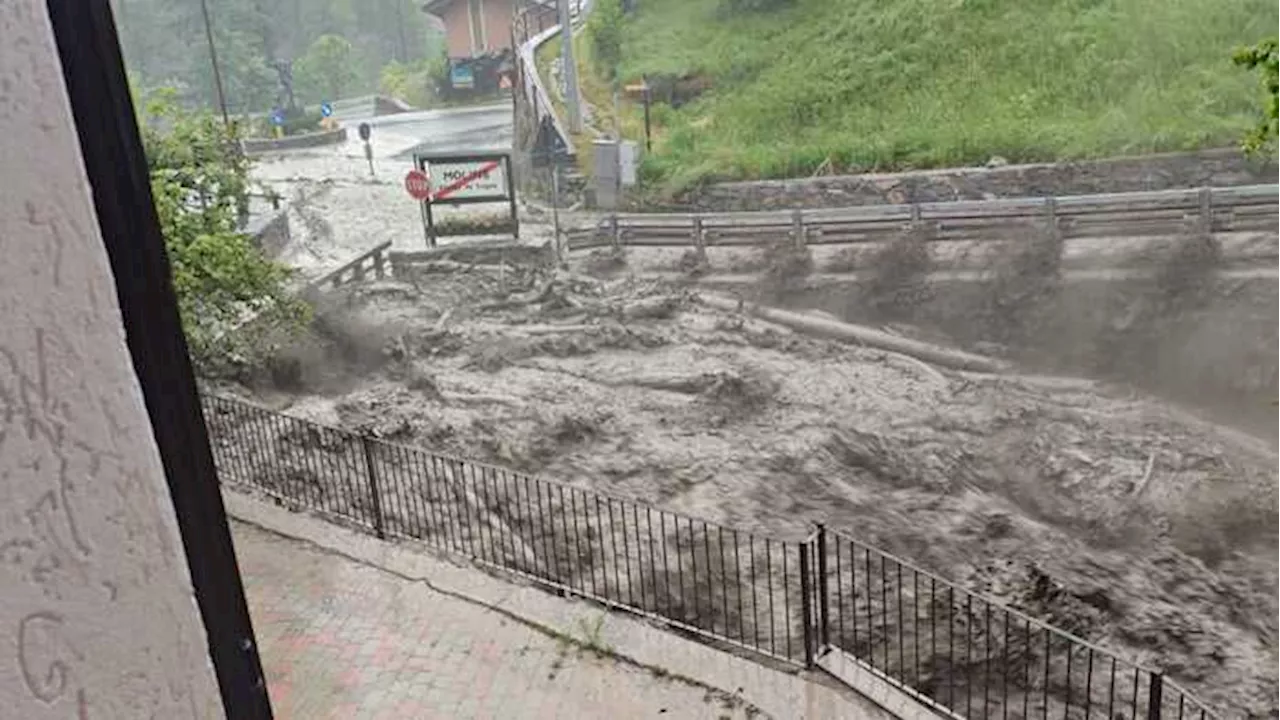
(203, 394), (1219, 719)
(809, 529), (1218, 719)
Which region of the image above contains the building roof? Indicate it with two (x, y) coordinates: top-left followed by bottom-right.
(422, 0), (534, 14)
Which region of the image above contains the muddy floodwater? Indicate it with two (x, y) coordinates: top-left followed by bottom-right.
(228, 139), (1278, 717)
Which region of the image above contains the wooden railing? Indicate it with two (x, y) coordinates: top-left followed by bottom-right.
(304, 241), (393, 292)
(566, 184), (1279, 251)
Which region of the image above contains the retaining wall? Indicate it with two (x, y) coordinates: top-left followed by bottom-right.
(680, 150), (1278, 211)
(242, 127), (348, 155)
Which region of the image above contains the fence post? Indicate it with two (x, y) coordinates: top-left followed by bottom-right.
(816, 524), (830, 649)
(1146, 672), (1164, 720)
(791, 208), (807, 250)
(361, 435), (386, 539)
(692, 216), (705, 260)
(610, 213), (621, 250)
(1043, 196), (1058, 235)
(1197, 187), (1213, 237)
(909, 202), (924, 238)
(798, 540), (816, 669)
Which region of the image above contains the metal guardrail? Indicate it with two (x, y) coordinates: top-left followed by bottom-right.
(566, 184), (1279, 251)
(512, 0), (582, 159)
(203, 394), (1223, 719)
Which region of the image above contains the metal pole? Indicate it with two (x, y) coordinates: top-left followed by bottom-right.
(197, 0), (232, 129)
(551, 163), (562, 263)
(799, 541), (816, 669)
(1147, 672), (1164, 720)
(360, 436), (386, 539)
(558, 0), (582, 132)
(642, 82), (652, 152)
(816, 525), (830, 648)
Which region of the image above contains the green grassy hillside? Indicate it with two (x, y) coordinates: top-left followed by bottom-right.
(603, 0), (1275, 191)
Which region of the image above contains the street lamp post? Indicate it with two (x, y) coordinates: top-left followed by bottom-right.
(198, 0), (232, 129)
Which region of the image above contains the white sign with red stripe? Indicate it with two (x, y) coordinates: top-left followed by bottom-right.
(425, 159), (508, 201)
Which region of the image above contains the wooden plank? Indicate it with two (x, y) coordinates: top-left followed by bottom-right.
(918, 197), (1047, 220)
(1060, 219), (1187, 239)
(704, 224), (793, 235)
(806, 232), (890, 246)
(1055, 191), (1202, 214)
(1054, 186), (1202, 207)
(615, 216), (696, 228)
(624, 236), (704, 247)
(1210, 184), (1279, 206)
(805, 204), (915, 222)
(808, 220), (911, 234)
(567, 236), (615, 251)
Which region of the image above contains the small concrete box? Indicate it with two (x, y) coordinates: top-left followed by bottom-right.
(593, 139), (621, 209)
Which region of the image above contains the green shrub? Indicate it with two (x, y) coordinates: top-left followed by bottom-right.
(1233, 36), (1279, 154)
(587, 0), (626, 80)
(719, 0), (792, 13)
(612, 0), (1276, 191)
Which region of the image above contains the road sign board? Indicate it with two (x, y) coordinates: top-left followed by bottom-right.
(449, 64), (475, 89)
(358, 122), (371, 141)
(424, 159), (507, 202)
(412, 152), (518, 247)
(320, 101), (333, 118)
(404, 169), (431, 200)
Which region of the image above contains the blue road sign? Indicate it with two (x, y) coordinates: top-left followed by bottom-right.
(270, 109), (286, 127)
(320, 101), (333, 118)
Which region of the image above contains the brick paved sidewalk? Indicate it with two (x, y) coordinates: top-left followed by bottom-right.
(233, 521), (762, 719)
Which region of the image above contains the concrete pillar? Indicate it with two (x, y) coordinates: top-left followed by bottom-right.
(0, 2), (224, 717)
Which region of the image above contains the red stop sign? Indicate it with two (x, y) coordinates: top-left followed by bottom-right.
(404, 169), (431, 200)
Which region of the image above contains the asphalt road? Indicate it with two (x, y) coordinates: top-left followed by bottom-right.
(343, 102), (514, 160)
(244, 101), (525, 276)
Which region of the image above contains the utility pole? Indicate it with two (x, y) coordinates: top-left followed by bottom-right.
(558, 0), (582, 133)
(198, 0), (232, 130)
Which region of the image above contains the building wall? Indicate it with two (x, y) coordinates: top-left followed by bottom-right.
(434, 0), (518, 58)
(481, 0), (516, 54)
(436, 1), (474, 58)
(0, 2), (224, 718)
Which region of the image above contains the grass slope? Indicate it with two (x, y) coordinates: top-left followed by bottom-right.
(608, 0), (1275, 191)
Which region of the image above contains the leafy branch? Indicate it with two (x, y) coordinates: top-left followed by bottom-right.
(137, 87), (308, 370)
(1233, 37), (1278, 155)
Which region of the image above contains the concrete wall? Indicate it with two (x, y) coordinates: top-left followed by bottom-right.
(0, 2), (224, 718)
(241, 126), (347, 155)
(676, 150), (1278, 211)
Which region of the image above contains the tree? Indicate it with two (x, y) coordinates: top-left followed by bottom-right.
(136, 87), (306, 368)
(296, 33), (358, 103)
(1233, 37), (1278, 155)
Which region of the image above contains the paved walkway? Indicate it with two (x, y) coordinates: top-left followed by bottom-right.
(233, 521), (760, 719)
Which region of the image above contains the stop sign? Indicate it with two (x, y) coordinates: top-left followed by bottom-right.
(404, 169), (431, 200)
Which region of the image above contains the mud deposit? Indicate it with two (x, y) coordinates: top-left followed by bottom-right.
(224, 261), (1277, 717)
